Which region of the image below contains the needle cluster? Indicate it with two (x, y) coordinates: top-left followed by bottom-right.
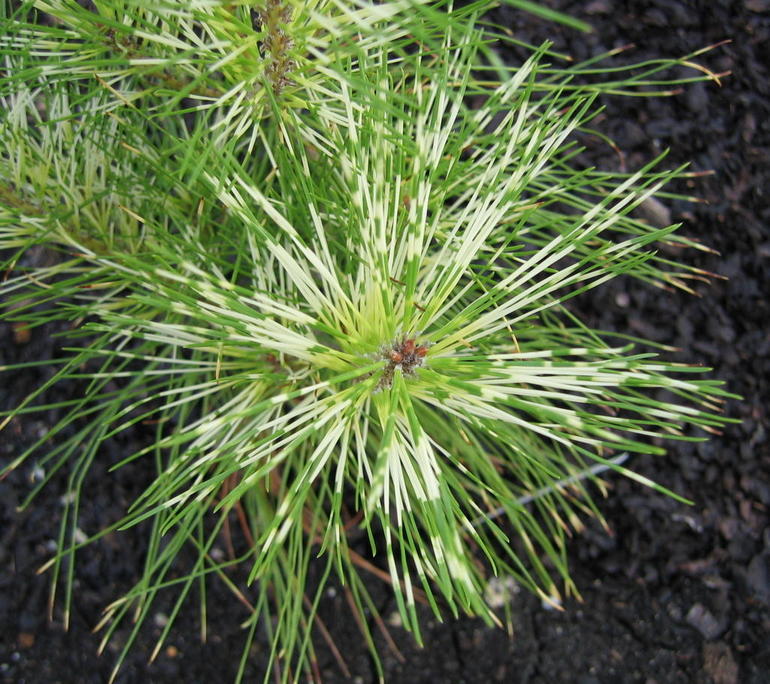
(0, 1), (736, 682)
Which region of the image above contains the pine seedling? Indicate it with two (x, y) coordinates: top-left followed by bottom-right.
(1, 1), (736, 681)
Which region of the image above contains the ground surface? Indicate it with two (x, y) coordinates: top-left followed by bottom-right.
(2, 1), (769, 682)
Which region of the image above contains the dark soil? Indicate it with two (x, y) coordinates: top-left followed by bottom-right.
(2, 1), (769, 682)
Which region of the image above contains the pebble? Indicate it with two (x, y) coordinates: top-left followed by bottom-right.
(644, 8), (668, 26)
(584, 0), (612, 13)
(686, 83), (709, 115)
(619, 120), (646, 147)
(702, 642), (739, 684)
(728, 535), (756, 563)
(659, 0), (698, 25)
(745, 0), (770, 11)
(686, 603), (724, 640)
(718, 516), (740, 541)
(17, 633), (34, 648)
(746, 553), (770, 605)
(635, 196), (672, 229)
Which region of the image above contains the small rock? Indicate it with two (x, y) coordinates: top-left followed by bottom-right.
(614, 292), (630, 308)
(11, 322), (31, 344)
(742, 112), (757, 144)
(727, 535), (756, 563)
(717, 516), (740, 541)
(645, 9), (668, 26)
(484, 575), (519, 608)
(387, 611), (403, 628)
(667, 601), (683, 621)
(747, 477), (770, 506)
(686, 83), (709, 114)
(746, 553), (770, 605)
(745, 0), (770, 12)
(620, 120), (647, 147)
(635, 196), (672, 228)
(585, 0), (611, 14)
(686, 603), (724, 640)
(17, 633), (35, 649)
(659, 0), (697, 24)
(702, 642), (739, 684)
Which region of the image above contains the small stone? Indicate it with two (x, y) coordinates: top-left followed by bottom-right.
(727, 535), (756, 563)
(702, 642), (739, 684)
(585, 0), (611, 13)
(541, 595), (562, 611)
(17, 633), (35, 648)
(686, 603), (724, 640)
(12, 322), (31, 344)
(745, 0), (770, 12)
(620, 120), (646, 147)
(484, 575), (519, 608)
(387, 611), (403, 628)
(645, 8), (668, 26)
(635, 196), (672, 229)
(686, 83), (709, 114)
(615, 292), (630, 308)
(746, 553), (770, 605)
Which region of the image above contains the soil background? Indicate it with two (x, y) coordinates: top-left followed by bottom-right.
(2, 1), (769, 682)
